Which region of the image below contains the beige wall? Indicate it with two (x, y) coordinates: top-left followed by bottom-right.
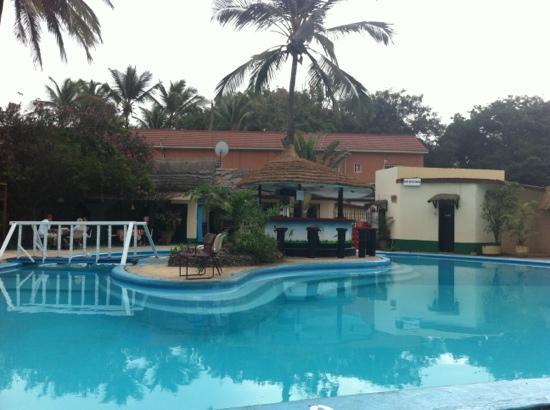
(395, 167), (505, 181)
(375, 167), (494, 244)
(169, 195), (198, 241)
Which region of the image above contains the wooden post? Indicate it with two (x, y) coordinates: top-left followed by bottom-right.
(258, 185), (262, 207)
(338, 187), (344, 219)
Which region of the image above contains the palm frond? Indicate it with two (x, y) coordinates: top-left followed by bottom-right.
(328, 21), (394, 45)
(248, 46), (288, 93)
(307, 51), (367, 100)
(213, 0), (285, 31)
(313, 32), (337, 64)
(215, 46), (287, 97)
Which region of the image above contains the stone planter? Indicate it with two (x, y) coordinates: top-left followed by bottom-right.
(482, 244), (502, 256)
(515, 245), (529, 257)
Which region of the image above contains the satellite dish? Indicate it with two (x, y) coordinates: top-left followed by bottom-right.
(215, 141), (229, 158)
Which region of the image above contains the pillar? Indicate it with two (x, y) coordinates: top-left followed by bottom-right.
(294, 184), (303, 218)
(336, 228), (347, 259)
(197, 205), (203, 243)
(337, 187), (344, 219)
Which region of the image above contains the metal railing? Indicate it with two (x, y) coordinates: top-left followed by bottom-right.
(0, 221), (158, 266)
(0, 270), (142, 316)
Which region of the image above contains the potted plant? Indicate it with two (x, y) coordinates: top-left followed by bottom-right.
(506, 201), (536, 257)
(154, 210), (179, 245)
(481, 185), (518, 256)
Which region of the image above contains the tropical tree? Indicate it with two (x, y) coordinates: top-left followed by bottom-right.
(77, 79), (112, 100)
(293, 132), (349, 169)
(109, 66), (159, 126)
(0, 0), (113, 67)
(214, 94), (253, 130)
(43, 76), (79, 125)
(482, 184), (519, 245)
(156, 80), (206, 128)
(213, 0), (393, 145)
(137, 105), (168, 129)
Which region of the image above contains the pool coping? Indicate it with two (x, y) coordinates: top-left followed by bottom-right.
(226, 377), (550, 410)
(111, 257), (393, 289)
(380, 251), (550, 267)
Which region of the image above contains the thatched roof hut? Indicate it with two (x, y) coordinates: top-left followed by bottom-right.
(238, 146), (368, 189)
(151, 159), (217, 194)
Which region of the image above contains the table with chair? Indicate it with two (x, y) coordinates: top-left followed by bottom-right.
(178, 232), (226, 280)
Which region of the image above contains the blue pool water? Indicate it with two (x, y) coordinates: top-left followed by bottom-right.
(0, 256), (549, 409)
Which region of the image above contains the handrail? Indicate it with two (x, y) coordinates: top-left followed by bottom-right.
(0, 220), (158, 266)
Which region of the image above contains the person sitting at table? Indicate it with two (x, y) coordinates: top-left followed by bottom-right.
(37, 213), (57, 248)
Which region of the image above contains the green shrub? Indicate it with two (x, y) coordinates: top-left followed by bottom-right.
(193, 184), (281, 263)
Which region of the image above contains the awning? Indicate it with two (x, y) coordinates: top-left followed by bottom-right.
(428, 194), (460, 209)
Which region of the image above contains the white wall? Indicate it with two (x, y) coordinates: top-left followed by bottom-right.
(375, 168), (494, 244)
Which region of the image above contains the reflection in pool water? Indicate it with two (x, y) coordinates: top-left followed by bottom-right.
(0, 257), (549, 409)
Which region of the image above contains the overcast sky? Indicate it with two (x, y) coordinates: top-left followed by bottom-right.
(2, 0), (550, 122)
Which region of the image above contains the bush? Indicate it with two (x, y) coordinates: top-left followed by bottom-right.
(191, 184), (282, 264)
(482, 184), (518, 244)
(230, 223), (280, 264)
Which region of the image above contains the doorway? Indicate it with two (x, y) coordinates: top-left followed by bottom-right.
(171, 204), (188, 243)
(438, 202), (455, 252)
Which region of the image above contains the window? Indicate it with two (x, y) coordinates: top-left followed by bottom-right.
(354, 163), (362, 173)
(384, 163), (396, 169)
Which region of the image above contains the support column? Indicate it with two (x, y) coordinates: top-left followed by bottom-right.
(197, 205), (204, 243)
(274, 227), (288, 253)
(294, 184), (303, 218)
(258, 185), (262, 207)
(336, 228), (347, 259)
(338, 187), (344, 219)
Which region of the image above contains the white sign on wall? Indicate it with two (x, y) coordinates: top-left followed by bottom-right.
(403, 178), (422, 187)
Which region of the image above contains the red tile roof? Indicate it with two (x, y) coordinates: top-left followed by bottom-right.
(134, 129), (428, 154)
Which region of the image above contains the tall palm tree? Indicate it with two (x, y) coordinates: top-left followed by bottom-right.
(214, 94), (253, 130)
(43, 76), (80, 124)
(213, 0), (393, 145)
(109, 65), (160, 126)
(137, 105), (168, 129)
(0, 0), (113, 67)
(156, 80), (206, 128)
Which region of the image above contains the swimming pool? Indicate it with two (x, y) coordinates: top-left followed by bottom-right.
(0, 255), (549, 409)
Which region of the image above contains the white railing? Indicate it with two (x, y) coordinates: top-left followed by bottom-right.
(0, 271), (142, 316)
(0, 221), (158, 266)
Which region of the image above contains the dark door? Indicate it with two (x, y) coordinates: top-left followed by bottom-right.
(171, 204), (188, 243)
(438, 202), (455, 252)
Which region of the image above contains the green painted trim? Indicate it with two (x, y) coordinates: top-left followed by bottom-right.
(392, 239), (482, 255)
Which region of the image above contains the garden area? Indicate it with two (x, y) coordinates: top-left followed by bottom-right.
(168, 185), (282, 271)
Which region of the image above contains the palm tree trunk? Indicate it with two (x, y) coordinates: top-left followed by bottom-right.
(284, 54), (299, 146)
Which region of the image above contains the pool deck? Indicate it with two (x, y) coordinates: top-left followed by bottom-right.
(128, 256), (383, 282)
(227, 377), (550, 410)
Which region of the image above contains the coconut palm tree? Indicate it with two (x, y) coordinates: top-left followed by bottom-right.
(0, 0), (113, 67)
(156, 80), (206, 129)
(43, 76), (80, 125)
(213, 0), (393, 145)
(136, 105), (168, 129)
(214, 94), (253, 130)
(77, 79), (112, 100)
(293, 133), (349, 169)
(109, 65), (160, 126)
